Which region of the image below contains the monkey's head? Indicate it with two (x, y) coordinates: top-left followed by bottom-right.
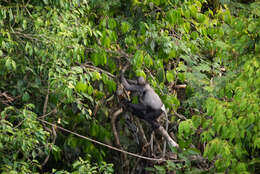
(137, 77), (145, 86)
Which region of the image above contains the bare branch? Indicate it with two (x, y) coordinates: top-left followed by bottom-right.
(111, 108), (123, 147)
(173, 110), (187, 120)
(157, 126), (179, 148)
(80, 63), (116, 78)
(43, 84), (50, 115)
(174, 84), (187, 89)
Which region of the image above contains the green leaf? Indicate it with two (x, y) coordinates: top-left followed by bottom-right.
(183, 9), (191, 18)
(102, 35), (111, 48)
(5, 57), (12, 70)
(132, 50), (144, 68)
(65, 88), (73, 100)
(88, 85), (93, 95)
(169, 49), (176, 58)
(121, 21), (131, 33)
(9, 9), (13, 21)
(183, 22), (190, 33)
(157, 68), (165, 83)
(190, 5), (198, 18)
(166, 70), (175, 82)
(166, 161), (176, 170)
(192, 115), (201, 129)
(191, 31), (199, 40)
(139, 22), (148, 34)
(206, 98), (216, 116)
(197, 13), (206, 23)
(166, 10), (175, 25)
(125, 35), (136, 48)
(226, 109), (232, 119)
(178, 119), (195, 137)
(144, 54), (153, 67)
(43, 0), (49, 5)
(92, 71), (101, 81)
(177, 73), (185, 83)
(135, 69), (146, 78)
(72, 66), (83, 74)
(248, 22), (257, 33)
(75, 82), (88, 92)
(108, 18), (117, 29)
(164, 95), (180, 109)
(154, 165), (166, 173)
(166, 9), (181, 25)
(22, 92), (30, 102)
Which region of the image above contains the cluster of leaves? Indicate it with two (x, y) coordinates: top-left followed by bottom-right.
(0, 0), (259, 173)
(178, 1), (260, 173)
(0, 105), (50, 173)
(53, 157), (114, 174)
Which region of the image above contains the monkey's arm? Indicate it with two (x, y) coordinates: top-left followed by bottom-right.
(121, 75), (141, 92)
(127, 79), (138, 85)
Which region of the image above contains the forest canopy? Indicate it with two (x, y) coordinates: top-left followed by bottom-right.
(0, 0), (259, 173)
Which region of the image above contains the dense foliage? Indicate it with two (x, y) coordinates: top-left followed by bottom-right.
(0, 0), (259, 173)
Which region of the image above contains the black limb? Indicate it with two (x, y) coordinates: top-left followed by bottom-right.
(127, 103), (147, 118)
(127, 103), (162, 130)
(142, 109), (163, 130)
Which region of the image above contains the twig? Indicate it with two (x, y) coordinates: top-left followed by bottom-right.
(0, 92), (14, 104)
(111, 108), (130, 173)
(136, 119), (148, 145)
(111, 108), (123, 147)
(80, 63), (115, 78)
(41, 125), (57, 166)
(162, 108), (169, 158)
(43, 84), (50, 115)
(38, 108), (57, 119)
(150, 131), (154, 155)
(173, 110), (187, 120)
(154, 136), (163, 155)
(130, 144), (150, 174)
(174, 84), (187, 89)
(13, 119), (26, 129)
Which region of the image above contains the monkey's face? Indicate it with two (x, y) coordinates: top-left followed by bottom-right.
(137, 77), (145, 86)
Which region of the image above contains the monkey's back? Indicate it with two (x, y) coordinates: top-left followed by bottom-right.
(143, 85), (163, 110)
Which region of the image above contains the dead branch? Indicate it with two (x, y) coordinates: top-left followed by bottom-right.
(136, 118), (148, 146)
(111, 108), (129, 173)
(0, 92), (14, 105)
(80, 63), (115, 78)
(174, 84), (187, 89)
(173, 110), (187, 120)
(150, 131), (154, 155)
(162, 109), (169, 158)
(41, 125), (57, 167)
(43, 84), (49, 115)
(111, 108), (123, 147)
(157, 126), (179, 148)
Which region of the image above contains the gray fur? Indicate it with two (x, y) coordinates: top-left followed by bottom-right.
(121, 75), (163, 109)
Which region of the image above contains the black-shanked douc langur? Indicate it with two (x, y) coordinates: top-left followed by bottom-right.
(121, 74), (166, 129)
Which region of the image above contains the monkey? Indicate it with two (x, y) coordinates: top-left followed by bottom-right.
(121, 74), (165, 129)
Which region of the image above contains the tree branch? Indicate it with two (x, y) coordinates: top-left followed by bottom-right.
(157, 126), (179, 148)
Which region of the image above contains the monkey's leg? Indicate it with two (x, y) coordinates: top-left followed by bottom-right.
(127, 103), (147, 117)
(127, 103), (163, 129)
(142, 109), (163, 129)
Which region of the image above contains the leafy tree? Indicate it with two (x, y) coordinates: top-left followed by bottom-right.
(0, 0), (259, 173)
